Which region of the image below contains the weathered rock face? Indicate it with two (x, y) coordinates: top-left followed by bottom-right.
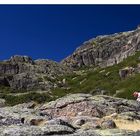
(0, 93), (140, 136)
(34, 59), (69, 75)
(0, 63), (19, 75)
(7, 73), (39, 90)
(9, 55), (34, 64)
(119, 67), (135, 79)
(39, 93), (140, 118)
(61, 27), (140, 68)
(0, 55), (70, 91)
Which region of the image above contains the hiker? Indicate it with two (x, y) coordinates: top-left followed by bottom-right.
(133, 91), (140, 102)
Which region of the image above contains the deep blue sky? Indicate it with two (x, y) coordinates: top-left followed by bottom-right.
(0, 5), (140, 62)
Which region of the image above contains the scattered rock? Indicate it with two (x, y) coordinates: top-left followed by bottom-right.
(72, 118), (86, 126)
(0, 93), (140, 135)
(2, 124), (75, 136)
(0, 99), (5, 107)
(71, 116), (100, 127)
(30, 118), (44, 126)
(41, 124), (75, 135)
(71, 129), (100, 136)
(115, 89), (125, 94)
(99, 69), (105, 73)
(101, 119), (117, 129)
(119, 67), (134, 79)
(0, 117), (22, 126)
(62, 79), (66, 84)
(81, 122), (101, 129)
(105, 72), (110, 76)
(80, 78), (86, 85)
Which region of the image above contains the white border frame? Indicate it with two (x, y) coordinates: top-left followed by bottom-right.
(0, 0), (140, 4)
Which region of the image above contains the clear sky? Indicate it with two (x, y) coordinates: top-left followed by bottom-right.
(0, 5), (140, 62)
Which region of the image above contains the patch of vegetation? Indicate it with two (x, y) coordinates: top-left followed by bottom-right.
(0, 85), (13, 94)
(91, 41), (97, 46)
(0, 61), (9, 65)
(1, 51), (140, 106)
(38, 77), (43, 82)
(51, 51), (140, 100)
(0, 92), (53, 106)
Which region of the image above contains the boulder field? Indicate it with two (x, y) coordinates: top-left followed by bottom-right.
(0, 93), (140, 136)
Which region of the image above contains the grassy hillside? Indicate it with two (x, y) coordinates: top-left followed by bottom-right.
(1, 51), (140, 106)
(52, 51), (140, 100)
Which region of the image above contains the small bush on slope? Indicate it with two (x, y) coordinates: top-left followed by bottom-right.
(0, 92), (52, 106)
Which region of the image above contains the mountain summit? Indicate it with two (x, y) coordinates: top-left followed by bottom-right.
(62, 26), (140, 68)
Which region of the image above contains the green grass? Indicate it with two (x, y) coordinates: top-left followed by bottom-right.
(0, 61), (9, 65)
(38, 77), (43, 82)
(52, 51), (140, 100)
(1, 51), (140, 106)
(0, 92), (53, 106)
(0, 85), (13, 94)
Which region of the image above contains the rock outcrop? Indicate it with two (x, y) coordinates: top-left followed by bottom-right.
(61, 27), (140, 68)
(0, 55), (70, 91)
(1, 26), (140, 92)
(119, 67), (135, 79)
(0, 93), (140, 136)
(0, 99), (5, 107)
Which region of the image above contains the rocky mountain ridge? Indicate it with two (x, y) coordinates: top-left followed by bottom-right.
(0, 55), (70, 91)
(1, 26), (140, 92)
(61, 26), (140, 68)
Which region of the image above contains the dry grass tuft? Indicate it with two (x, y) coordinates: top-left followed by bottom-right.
(114, 119), (140, 131)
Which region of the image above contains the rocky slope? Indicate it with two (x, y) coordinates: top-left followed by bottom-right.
(0, 55), (70, 91)
(61, 26), (140, 68)
(1, 26), (140, 136)
(0, 93), (140, 136)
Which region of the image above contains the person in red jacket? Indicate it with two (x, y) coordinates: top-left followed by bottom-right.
(133, 92), (140, 102)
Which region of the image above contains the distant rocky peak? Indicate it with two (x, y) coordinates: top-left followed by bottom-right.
(34, 59), (57, 65)
(9, 55), (34, 64)
(137, 24), (140, 29)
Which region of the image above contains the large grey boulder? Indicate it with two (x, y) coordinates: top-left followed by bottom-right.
(100, 119), (116, 129)
(41, 124), (75, 135)
(1, 126), (43, 136)
(70, 116), (100, 127)
(0, 117), (22, 126)
(0, 94), (140, 136)
(1, 124), (75, 136)
(119, 67), (135, 79)
(40, 94), (140, 119)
